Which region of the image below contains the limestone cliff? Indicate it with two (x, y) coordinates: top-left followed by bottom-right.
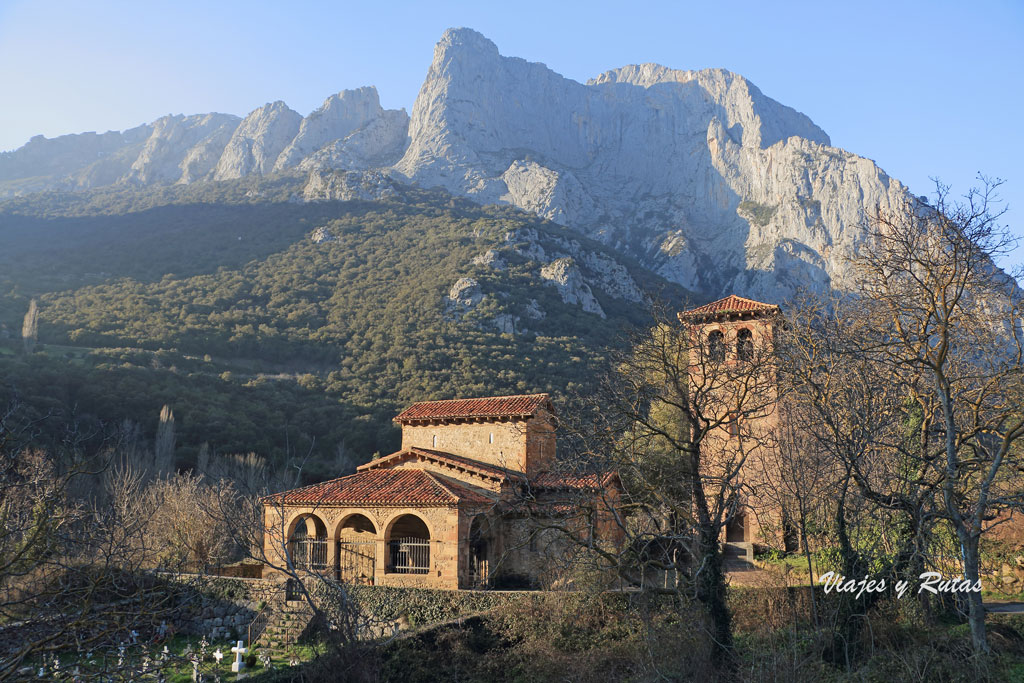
(213, 101), (302, 180)
(393, 28), (907, 299)
(274, 87), (408, 171)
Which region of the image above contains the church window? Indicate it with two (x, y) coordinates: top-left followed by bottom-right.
(737, 328), (754, 361)
(708, 330), (726, 363)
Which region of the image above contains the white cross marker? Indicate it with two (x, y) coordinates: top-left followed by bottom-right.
(230, 641), (247, 673)
(214, 648), (224, 664)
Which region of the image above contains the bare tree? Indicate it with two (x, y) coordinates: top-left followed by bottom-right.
(0, 422), (182, 679)
(550, 302), (781, 667)
(854, 179), (1024, 653)
(773, 294), (955, 664)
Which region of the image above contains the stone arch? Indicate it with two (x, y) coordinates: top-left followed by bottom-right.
(286, 512), (328, 570)
(335, 511), (378, 539)
(335, 511), (378, 584)
(382, 510), (435, 541)
(285, 512), (328, 540)
(384, 513), (431, 575)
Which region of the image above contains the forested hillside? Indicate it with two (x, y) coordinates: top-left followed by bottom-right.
(0, 175), (685, 480)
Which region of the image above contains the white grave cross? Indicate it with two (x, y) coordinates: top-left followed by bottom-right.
(231, 641), (247, 673)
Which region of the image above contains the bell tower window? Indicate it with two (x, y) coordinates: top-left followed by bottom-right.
(737, 328), (753, 361)
(708, 330), (726, 363)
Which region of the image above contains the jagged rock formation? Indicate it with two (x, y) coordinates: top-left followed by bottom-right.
(274, 87), (408, 171)
(445, 277), (484, 317)
(540, 258), (606, 318)
(123, 113), (240, 186)
(310, 226), (336, 244)
(213, 101), (302, 180)
(0, 87), (407, 194)
(393, 28), (908, 300)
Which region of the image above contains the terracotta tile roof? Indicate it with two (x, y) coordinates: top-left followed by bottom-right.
(394, 393), (552, 423)
(358, 448), (522, 482)
(266, 469), (493, 506)
(531, 471), (620, 491)
(678, 295), (780, 320)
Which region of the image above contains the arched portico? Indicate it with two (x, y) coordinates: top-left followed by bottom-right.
(384, 513), (431, 575)
(335, 512), (377, 584)
(286, 513), (328, 571)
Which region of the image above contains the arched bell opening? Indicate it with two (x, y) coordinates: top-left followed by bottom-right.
(708, 330), (726, 363)
(736, 328), (754, 362)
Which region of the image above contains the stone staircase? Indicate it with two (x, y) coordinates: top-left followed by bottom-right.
(254, 600), (314, 650)
(723, 542), (755, 572)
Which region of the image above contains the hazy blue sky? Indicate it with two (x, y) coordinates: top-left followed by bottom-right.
(1, 0), (1021, 268)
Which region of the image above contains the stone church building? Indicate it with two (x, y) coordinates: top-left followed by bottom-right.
(263, 394), (621, 590)
(263, 294), (795, 589)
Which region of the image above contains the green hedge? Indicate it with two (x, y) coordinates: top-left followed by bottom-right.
(347, 586), (532, 628)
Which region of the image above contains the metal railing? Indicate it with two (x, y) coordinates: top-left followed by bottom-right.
(247, 603), (270, 646)
(387, 537), (430, 574)
(290, 538), (328, 571)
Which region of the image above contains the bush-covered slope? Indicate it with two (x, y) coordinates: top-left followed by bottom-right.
(0, 177), (687, 477)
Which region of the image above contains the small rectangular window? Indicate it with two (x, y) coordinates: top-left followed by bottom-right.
(489, 432), (494, 444)
(432, 434), (437, 447)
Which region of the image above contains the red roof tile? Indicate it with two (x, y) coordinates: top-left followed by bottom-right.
(267, 469), (493, 506)
(531, 471), (620, 491)
(358, 448), (521, 482)
(394, 393), (552, 423)
(678, 295), (780, 320)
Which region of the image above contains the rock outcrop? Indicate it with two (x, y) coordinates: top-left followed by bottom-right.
(302, 169), (398, 202)
(274, 87), (408, 171)
(540, 258), (606, 318)
(393, 28), (908, 300)
(213, 101), (302, 180)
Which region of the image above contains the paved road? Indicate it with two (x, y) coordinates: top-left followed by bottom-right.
(985, 602), (1024, 614)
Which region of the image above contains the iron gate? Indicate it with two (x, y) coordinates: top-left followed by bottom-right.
(387, 537), (430, 574)
(290, 537), (328, 571)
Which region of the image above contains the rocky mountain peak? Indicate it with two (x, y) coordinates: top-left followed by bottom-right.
(435, 27), (501, 58)
(214, 100), (302, 180)
(392, 28), (912, 300)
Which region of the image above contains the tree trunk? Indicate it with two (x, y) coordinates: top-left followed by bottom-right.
(959, 533), (990, 654)
(695, 523), (733, 665)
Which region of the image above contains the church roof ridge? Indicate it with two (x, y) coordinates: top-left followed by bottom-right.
(678, 294), (781, 321)
(394, 393), (552, 423)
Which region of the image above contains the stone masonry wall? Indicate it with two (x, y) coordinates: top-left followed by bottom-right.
(400, 411), (556, 475)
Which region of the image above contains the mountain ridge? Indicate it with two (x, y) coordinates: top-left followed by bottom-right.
(0, 27), (924, 302)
